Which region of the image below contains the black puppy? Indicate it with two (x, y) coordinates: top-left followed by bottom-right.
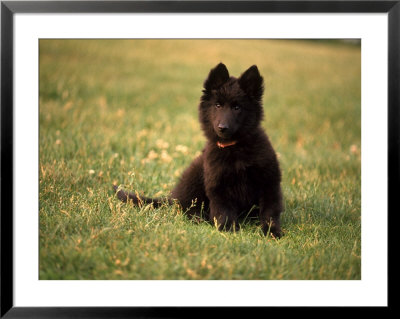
(115, 63), (283, 237)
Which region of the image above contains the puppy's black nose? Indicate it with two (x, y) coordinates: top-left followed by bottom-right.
(218, 123), (229, 132)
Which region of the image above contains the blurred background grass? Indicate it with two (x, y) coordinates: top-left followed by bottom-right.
(39, 39), (360, 280)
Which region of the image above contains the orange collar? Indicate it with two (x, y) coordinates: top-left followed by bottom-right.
(217, 140), (237, 148)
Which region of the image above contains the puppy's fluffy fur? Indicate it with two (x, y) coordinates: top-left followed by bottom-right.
(115, 63), (283, 237)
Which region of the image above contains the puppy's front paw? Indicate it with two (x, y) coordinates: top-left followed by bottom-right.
(262, 223), (282, 239)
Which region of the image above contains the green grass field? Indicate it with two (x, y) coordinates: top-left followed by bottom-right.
(39, 39), (361, 280)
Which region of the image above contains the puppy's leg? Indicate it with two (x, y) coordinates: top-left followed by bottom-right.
(209, 199), (239, 232)
(259, 187), (283, 238)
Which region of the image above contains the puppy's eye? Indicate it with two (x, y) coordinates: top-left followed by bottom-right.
(233, 105), (241, 111)
(215, 103), (221, 108)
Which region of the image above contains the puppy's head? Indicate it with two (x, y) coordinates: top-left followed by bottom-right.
(199, 63), (264, 143)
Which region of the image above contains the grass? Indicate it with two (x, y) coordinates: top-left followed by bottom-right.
(39, 39), (361, 280)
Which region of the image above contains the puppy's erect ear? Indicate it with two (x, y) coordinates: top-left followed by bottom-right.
(203, 63), (230, 91)
(238, 65), (264, 101)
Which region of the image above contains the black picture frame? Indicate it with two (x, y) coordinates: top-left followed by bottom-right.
(1, 1), (396, 317)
